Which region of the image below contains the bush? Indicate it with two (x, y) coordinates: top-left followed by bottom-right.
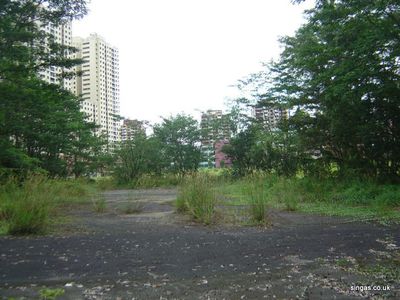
(176, 174), (216, 224)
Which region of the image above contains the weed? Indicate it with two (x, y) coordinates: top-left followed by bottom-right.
(39, 287), (65, 300)
(0, 176), (51, 235)
(95, 177), (118, 191)
(243, 177), (268, 223)
(177, 174), (216, 224)
(175, 194), (187, 213)
(121, 200), (143, 214)
(135, 173), (182, 188)
(336, 258), (353, 268)
(217, 175), (400, 223)
(92, 196), (106, 213)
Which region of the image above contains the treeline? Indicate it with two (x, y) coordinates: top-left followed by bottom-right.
(0, 0), (107, 178)
(114, 114), (202, 184)
(1, 0), (399, 184)
(226, 0), (400, 182)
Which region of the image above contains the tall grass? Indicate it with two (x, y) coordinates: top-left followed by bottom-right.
(243, 174), (270, 223)
(176, 174), (216, 224)
(0, 176), (95, 235)
(135, 173), (182, 188)
(220, 175), (400, 222)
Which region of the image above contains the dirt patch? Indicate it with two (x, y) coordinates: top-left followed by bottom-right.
(0, 188), (399, 299)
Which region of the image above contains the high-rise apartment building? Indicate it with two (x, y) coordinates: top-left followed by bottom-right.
(253, 106), (287, 130)
(72, 34), (121, 148)
(36, 21), (121, 149)
(37, 21), (74, 91)
(120, 119), (146, 141)
(200, 110), (230, 146)
(200, 110), (231, 168)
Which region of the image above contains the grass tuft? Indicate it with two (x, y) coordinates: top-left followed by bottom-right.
(92, 196), (106, 213)
(39, 287), (65, 300)
(120, 200), (144, 214)
(217, 175), (400, 223)
(0, 175), (98, 235)
(176, 174), (216, 224)
(243, 175), (269, 223)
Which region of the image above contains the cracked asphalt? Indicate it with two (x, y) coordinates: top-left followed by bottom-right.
(0, 189), (399, 299)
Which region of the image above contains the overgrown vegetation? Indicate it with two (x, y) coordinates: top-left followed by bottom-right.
(218, 174), (400, 223)
(1, 0), (399, 233)
(0, 176), (95, 235)
(0, 0), (113, 178)
(176, 174), (216, 225)
(39, 287), (65, 300)
(120, 200), (144, 214)
(91, 196), (106, 213)
(243, 175), (269, 224)
(229, 0), (400, 182)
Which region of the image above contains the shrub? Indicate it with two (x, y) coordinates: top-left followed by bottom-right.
(176, 174), (216, 224)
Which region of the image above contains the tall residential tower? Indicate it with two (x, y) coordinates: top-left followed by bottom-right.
(73, 34), (121, 148)
(37, 21), (74, 91)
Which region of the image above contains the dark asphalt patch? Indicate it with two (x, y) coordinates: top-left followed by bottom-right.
(0, 189), (399, 299)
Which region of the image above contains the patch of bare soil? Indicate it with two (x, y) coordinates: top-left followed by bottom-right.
(0, 189), (399, 299)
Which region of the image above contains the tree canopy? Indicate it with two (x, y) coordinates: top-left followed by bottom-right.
(153, 114), (201, 175)
(230, 0), (400, 181)
(0, 0), (105, 178)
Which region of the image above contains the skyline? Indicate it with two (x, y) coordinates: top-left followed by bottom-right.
(73, 0), (315, 124)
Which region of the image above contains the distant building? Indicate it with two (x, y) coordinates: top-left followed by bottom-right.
(214, 140), (232, 168)
(35, 20), (121, 152)
(200, 110), (231, 168)
(201, 110), (230, 146)
(37, 21), (74, 91)
(120, 119), (146, 141)
(72, 33), (121, 149)
(253, 106), (287, 130)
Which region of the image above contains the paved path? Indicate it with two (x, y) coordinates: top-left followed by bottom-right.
(0, 189), (399, 299)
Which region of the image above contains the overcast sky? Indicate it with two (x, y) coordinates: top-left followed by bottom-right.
(73, 0), (314, 124)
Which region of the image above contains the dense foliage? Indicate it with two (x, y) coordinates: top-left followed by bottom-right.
(0, 0), (106, 177)
(113, 114), (202, 183)
(153, 114), (202, 175)
(227, 0), (400, 181)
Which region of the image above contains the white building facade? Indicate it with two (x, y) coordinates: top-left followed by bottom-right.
(72, 34), (121, 149)
(37, 21), (74, 91)
(253, 106), (288, 130)
(37, 22), (121, 149)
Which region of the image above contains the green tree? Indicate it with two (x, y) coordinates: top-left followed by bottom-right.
(114, 133), (150, 184)
(0, 0), (107, 177)
(113, 133), (168, 184)
(222, 124), (260, 176)
(153, 114), (201, 175)
(243, 0), (400, 180)
(224, 120), (301, 177)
